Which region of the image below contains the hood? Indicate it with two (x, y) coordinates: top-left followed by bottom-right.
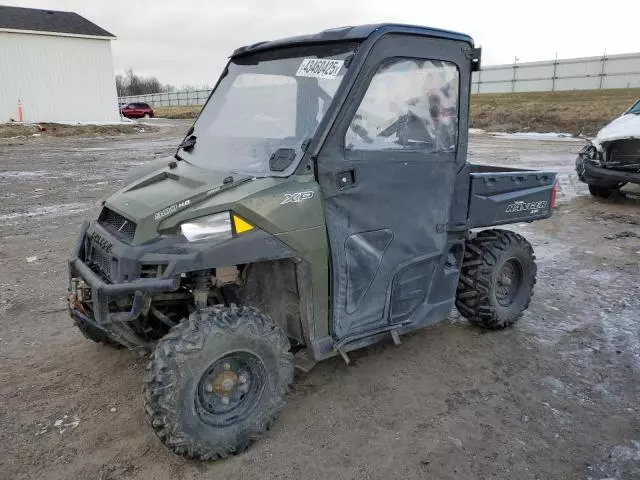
(593, 113), (640, 150)
(105, 160), (251, 223)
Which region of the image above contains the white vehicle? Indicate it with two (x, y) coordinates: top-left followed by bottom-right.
(576, 99), (640, 198)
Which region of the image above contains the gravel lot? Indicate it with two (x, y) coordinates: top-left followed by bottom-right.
(1, 121), (639, 480)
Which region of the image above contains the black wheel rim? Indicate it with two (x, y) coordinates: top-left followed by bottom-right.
(495, 258), (523, 307)
(196, 351), (266, 427)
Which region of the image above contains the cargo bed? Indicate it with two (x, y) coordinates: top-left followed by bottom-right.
(467, 164), (557, 228)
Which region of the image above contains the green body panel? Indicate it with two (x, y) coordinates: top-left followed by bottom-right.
(275, 227), (330, 338)
(104, 160), (331, 340)
(106, 161), (324, 239)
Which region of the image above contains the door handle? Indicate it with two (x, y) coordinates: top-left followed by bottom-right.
(337, 169), (357, 189)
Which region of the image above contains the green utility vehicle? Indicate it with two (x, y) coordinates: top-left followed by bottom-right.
(68, 24), (558, 459)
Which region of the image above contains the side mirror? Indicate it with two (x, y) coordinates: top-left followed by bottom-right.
(465, 47), (482, 72)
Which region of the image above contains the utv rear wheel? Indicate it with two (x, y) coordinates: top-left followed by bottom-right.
(143, 305), (293, 460)
(73, 317), (121, 348)
(455, 229), (536, 329)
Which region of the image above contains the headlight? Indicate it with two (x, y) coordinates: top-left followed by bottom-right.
(180, 212), (232, 243)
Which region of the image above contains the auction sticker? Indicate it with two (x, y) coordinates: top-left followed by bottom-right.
(296, 58), (344, 79)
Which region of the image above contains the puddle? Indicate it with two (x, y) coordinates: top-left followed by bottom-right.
(556, 173), (589, 201)
(600, 304), (640, 373)
(587, 440), (640, 479)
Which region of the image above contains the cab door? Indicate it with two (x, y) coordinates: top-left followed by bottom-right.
(316, 34), (472, 340)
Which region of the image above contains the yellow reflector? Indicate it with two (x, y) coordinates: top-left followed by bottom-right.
(232, 214), (254, 234)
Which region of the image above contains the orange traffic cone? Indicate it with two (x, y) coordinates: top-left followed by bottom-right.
(17, 99), (24, 122)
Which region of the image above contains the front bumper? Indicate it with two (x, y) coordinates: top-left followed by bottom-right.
(576, 153), (640, 186)
(68, 221), (180, 348)
(67, 219), (295, 348)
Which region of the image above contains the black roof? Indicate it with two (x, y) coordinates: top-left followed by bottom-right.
(232, 24), (473, 57)
(0, 5), (115, 38)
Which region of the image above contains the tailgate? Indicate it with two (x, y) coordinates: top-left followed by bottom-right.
(468, 170), (557, 228)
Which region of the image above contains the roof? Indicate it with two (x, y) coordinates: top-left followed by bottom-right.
(232, 24), (473, 57)
(0, 5), (115, 39)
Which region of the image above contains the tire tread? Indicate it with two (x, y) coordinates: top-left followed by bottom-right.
(455, 229), (536, 329)
(142, 305), (293, 460)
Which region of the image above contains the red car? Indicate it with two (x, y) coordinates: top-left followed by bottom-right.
(120, 102), (154, 119)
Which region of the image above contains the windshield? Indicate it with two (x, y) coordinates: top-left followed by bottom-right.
(626, 99), (640, 115)
(182, 44), (357, 175)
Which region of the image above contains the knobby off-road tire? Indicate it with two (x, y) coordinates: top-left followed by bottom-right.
(73, 317), (121, 348)
(455, 229), (536, 329)
(143, 305), (293, 460)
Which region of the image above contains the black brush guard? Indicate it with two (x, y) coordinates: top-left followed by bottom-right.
(68, 221), (180, 349)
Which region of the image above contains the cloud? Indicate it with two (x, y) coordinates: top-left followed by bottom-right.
(5, 0), (640, 86)
(82, 0), (372, 85)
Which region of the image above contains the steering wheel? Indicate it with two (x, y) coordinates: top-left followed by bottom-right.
(348, 112), (375, 144)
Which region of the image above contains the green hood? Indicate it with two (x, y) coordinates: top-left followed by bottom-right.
(106, 160), (251, 226)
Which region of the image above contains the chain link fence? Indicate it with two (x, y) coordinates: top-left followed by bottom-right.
(119, 89), (212, 107)
(472, 52), (640, 93)
(119, 52), (640, 107)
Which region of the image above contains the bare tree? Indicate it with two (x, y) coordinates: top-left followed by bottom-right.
(115, 73), (127, 96)
(116, 69), (174, 96)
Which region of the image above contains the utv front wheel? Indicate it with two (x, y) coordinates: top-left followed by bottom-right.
(143, 306), (293, 460)
(455, 229), (536, 329)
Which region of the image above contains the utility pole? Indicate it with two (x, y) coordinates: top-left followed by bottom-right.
(599, 48), (607, 89)
(552, 52), (558, 91)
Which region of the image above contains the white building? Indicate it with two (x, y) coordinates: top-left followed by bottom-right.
(0, 5), (119, 122)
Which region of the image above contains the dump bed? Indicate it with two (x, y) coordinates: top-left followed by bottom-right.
(467, 164), (557, 229)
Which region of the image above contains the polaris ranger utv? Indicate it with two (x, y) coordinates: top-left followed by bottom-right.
(68, 24), (557, 460)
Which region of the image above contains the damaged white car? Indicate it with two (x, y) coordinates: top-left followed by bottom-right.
(576, 99), (640, 197)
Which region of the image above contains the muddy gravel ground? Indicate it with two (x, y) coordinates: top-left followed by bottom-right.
(1, 121), (639, 480)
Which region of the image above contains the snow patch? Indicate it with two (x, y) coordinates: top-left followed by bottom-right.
(0, 170), (48, 179)
(489, 132), (584, 142)
(54, 415), (80, 434)
(0, 202), (94, 225)
(138, 121), (172, 127)
(11, 119), (136, 126)
(593, 113), (640, 149)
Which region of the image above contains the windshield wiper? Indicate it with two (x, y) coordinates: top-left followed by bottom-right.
(179, 135), (197, 152)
